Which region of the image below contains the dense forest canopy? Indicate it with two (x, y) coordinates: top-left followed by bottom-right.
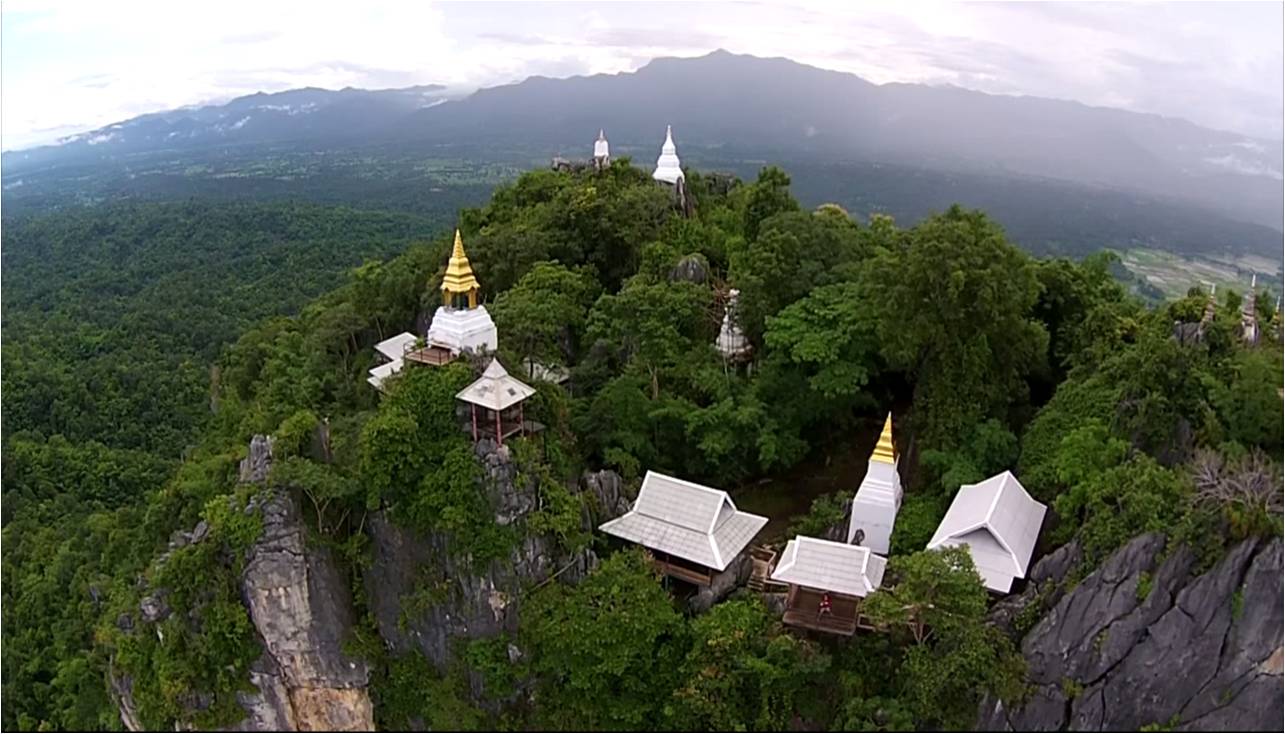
(2, 158), (1281, 731)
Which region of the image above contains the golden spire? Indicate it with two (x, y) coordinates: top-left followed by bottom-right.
(870, 412), (896, 464)
(440, 229), (481, 307)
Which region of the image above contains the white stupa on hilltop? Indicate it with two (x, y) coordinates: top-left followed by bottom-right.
(653, 125), (684, 184)
(594, 129), (610, 166)
(425, 229), (498, 356)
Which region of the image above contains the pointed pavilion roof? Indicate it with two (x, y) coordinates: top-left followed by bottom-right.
(441, 229), (481, 296)
(870, 413), (896, 464)
(456, 358), (536, 412)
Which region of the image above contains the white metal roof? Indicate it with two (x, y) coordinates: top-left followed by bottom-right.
(927, 470), (1046, 592)
(366, 358), (404, 390)
(375, 332), (418, 361)
(455, 359), (536, 411)
(770, 536), (886, 597)
(598, 471), (767, 571)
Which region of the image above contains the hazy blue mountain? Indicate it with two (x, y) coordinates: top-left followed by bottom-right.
(5, 50), (1281, 233)
(4, 85), (450, 169)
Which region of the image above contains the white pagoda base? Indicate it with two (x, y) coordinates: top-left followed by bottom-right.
(426, 306), (498, 355)
(847, 460), (902, 554)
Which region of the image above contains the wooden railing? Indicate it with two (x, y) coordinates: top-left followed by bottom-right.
(650, 557), (713, 586)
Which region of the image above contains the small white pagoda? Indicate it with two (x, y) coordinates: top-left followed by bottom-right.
(846, 413), (903, 554)
(1241, 273), (1260, 345)
(412, 230), (498, 365)
(653, 125), (684, 184)
(716, 289), (752, 361)
(593, 129), (610, 170)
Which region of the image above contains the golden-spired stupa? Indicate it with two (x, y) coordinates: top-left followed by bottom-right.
(440, 229), (481, 308)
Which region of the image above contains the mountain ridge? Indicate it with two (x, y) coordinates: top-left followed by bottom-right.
(4, 50), (1281, 230)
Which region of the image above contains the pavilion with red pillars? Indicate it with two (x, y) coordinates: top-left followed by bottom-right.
(455, 358), (537, 444)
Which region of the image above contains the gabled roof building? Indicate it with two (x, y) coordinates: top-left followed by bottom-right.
(770, 536), (887, 636)
(927, 470), (1047, 593)
(599, 471), (767, 585)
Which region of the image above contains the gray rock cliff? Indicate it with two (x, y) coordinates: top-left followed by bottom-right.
(366, 439), (604, 673)
(236, 460), (373, 731)
(979, 534), (1283, 732)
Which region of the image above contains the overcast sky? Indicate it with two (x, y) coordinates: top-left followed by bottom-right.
(3, 0), (1282, 150)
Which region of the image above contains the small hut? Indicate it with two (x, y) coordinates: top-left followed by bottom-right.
(770, 536), (887, 636)
(599, 471), (767, 586)
(926, 470), (1046, 593)
(455, 359), (536, 445)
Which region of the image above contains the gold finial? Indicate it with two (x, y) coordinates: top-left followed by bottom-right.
(441, 228), (481, 307)
(870, 412), (896, 464)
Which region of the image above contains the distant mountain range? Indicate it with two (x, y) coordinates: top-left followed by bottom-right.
(5, 50), (1282, 233)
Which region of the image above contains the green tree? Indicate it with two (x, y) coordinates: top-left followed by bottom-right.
(521, 549), (683, 730)
(666, 599), (828, 731)
(870, 205), (1047, 450)
(491, 261), (597, 373)
(863, 547), (1024, 729)
(743, 166), (800, 242)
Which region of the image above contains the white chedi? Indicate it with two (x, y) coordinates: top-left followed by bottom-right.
(426, 305), (498, 355)
(594, 129), (610, 160)
(846, 414), (902, 555)
(653, 124), (683, 184)
(716, 289), (751, 359)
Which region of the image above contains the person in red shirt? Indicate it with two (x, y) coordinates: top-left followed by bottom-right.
(818, 591), (833, 616)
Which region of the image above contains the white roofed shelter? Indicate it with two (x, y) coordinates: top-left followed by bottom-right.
(367, 332), (419, 391)
(927, 471), (1047, 593)
(599, 471), (767, 586)
(375, 332), (418, 361)
(847, 413), (903, 554)
(770, 535), (886, 636)
(653, 125), (684, 184)
(456, 358), (537, 445)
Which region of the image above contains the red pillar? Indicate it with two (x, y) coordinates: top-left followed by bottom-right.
(471, 404), (478, 442)
(518, 402), (525, 436)
(495, 409), (502, 444)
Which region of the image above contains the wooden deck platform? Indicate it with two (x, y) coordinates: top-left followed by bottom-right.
(404, 345), (455, 366)
(782, 587), (865, 636)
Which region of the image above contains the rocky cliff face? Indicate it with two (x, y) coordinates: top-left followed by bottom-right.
(980, 533), (1283, 732)
(366, 439), (608, 673)
(111, 436), (374, 732)
(234, 437), (373, 731)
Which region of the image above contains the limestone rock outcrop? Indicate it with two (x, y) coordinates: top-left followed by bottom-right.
(979, 534), (1283, 732)
(365, 439), (602, 672)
